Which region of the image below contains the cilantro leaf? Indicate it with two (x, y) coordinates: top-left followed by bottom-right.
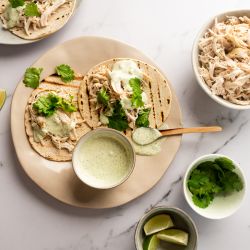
(33, 93), (77, 117)
(215, 157), (235, 171)
(59, 95), (77, 113)
(136, 108), (150, 127)
(97, 88), (109, 106)
(24, 2), (41, 17)
(129, 78), (144, 108)
(56, 64), (74, 82)
(9, 0), (24, 8)
(108, 101), (128, 131)
(221, 171), (243, 193)
(23, 67), (43, 88)
(192, 193), (213, 208)
(33, 94), (59, 117)
(187, 157), (243, 209)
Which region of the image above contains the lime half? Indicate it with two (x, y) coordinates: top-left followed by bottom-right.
(0, 89), (6, 110)
(157, 229), (189, 246)
(143, 235), (159, 250)
(144, 214), (174, 236)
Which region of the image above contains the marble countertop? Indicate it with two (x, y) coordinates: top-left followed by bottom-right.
(0, 0), (250, 249)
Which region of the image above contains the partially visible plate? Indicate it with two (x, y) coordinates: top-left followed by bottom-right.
(11, 36), (183, 208)
(0, 0), (82, 45)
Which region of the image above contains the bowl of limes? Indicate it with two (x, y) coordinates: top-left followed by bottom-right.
(135, 207), (198, 250)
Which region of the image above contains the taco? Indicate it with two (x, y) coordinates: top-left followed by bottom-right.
(24, 74), (90, 162)
(78, 58), (172, 137)
(0, 0), (76, 40)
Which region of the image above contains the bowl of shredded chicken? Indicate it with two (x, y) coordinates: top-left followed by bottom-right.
(192, 10), (250, 109)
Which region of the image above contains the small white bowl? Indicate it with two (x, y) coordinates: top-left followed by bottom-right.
(72, 128), (135, 189)
(192, 9), (250, 110)
(183, 154), (246, 219)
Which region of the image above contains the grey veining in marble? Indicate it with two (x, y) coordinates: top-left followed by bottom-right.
(1, 0), (250, 249)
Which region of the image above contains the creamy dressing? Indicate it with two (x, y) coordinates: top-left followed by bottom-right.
(132, 127), (161, 145)
(76, 136), (131, 187)
(33, 111), (75, 142)
(110, 60), (143, 94)
(131, 139), (164, 156)
(131, 127), (165, 156)
(4, 6), (20, 28)
(109, 60), (149, 116)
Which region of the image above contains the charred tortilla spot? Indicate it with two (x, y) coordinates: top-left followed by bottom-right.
(161, 111), (164, 122)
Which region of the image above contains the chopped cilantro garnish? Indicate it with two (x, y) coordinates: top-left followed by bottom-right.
(188, 157), (243, 208)
(33, 93), (77, 117)
(97, 88), (109, 106)
(24, 2), (41, 17)
(136, 108), (150, 127)
(9, 0), (24, 8)
(23, 67), (43, 89)
(108, 101), (128, 131)
(129, 78), (144, 108)
(56, 64), (74, 83)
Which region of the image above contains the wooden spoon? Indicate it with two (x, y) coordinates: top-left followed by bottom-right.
(132, 126), (222, 145)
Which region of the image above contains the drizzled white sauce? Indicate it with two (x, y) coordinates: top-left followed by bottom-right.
(110, 60), (143, 94)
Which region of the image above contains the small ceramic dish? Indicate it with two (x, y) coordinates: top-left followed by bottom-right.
(192, 9), (250, 110)
(183, 154), (246, 219)
(72, 128), (135, 189)
(135, 206), (198, 250)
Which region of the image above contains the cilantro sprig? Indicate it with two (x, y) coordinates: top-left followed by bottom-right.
(56, 64), (75, 83)
(24, 2), (41, 17)
(33, 93), (77, 117)
(9, 0), (24, 8)
(136, 108), (150, 127)
(108, 101), (129, 131)
(129, 78), (144, 108)
(188, 157), (243, 208)
(97, 88), (110, 106)
(23, 67), (43, 89)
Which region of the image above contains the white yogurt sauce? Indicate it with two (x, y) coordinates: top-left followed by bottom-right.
(110, 60), (143, 94)
(76, 135), (131, 188)
(131, 139), (164, 156)
(132, 127), (161, 145)
(131, 127), (165, 156)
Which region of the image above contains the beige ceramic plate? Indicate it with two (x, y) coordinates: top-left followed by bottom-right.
(0, 0), (82, 45)
(11, 36), (182, 208)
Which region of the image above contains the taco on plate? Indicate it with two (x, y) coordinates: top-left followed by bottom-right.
(0, 0), (76, 40)
(78, 58), (172, 137)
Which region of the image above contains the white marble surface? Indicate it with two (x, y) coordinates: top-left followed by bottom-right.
(0, 0), (250, 249)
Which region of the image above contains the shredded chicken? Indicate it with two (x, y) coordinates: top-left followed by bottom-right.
(198, 16), (250, 105)
(29, 90), (80, 152)
(87, 64), (151, 129)
(1, 0), (71, 36)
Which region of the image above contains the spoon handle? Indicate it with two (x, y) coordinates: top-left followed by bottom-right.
(160, 126), (222, 136)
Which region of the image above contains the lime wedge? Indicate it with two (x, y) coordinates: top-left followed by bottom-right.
(143, 235), (159, 250)
(0, 89), (6, 110)
(144, 214), (174, 236)
(157, 229), (189, 246)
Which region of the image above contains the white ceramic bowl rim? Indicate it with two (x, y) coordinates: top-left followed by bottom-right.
(72, 128), (136, 190)
(183, 154), (247, 219)
(192, 9), (250, 110)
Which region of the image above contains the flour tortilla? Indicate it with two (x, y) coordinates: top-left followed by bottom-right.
(25, 74), (91, 162)
(0, 0), (76, 40)
(78, 58), (172, 137)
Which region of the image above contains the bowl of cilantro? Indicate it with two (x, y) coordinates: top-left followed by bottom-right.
(183, 154), (246, 219)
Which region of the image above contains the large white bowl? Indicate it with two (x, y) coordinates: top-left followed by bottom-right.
(192, 10), (250, 110)
(183, 154), (246, 219)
